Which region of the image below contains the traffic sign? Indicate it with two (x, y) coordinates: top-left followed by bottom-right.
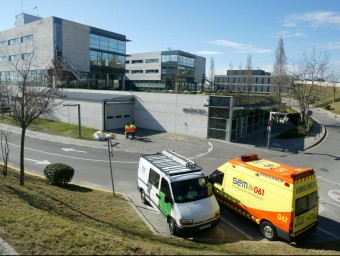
(307, 110), (313, 116)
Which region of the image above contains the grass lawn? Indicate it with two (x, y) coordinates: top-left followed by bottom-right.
(0, 115), (101, 140)
(1, 168), (339, 255)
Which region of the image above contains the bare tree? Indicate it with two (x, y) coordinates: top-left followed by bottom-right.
(328, 67), (340, 103)
(272, 37), (288, 106)
(246, 55), (253, 96)
(0, 49), (66, 185)
(290, 47), (329, 124)
(1, 131), (9, 176)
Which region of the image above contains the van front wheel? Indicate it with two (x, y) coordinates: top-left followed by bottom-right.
(169, 219), (178, 236)
(260, 221), (277, 241)
(140, 190), (147, 205)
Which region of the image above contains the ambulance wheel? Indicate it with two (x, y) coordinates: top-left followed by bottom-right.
(169, 218), (178, 236)
(260, 221), (277, 241)
(140, 190), (147, 205)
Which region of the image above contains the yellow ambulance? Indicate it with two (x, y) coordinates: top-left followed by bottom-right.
(208, 153), (318, 241)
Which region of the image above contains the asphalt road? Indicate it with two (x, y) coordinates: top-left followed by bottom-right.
(2, 105), (340, 244)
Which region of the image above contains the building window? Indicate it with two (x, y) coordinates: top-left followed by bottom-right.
(262, 78), (264, 84)
(0, 56), (8, 62)
(131, 70), (143, 74)
(90, 50), (125, 69)
(0, 41), (7, 47)
(8, 38), (20, 45)
(125, 70), (130, 73)
(125, 60), (130, 64)
(9, 54), (20, 61)
(90, 33), (126, 54)
(131, 60), (143, 64)
(145, 69), (159, 73)
(22, 52), (33, 59)
(21, 35), (33, 43)
(145, 58), (159, 63)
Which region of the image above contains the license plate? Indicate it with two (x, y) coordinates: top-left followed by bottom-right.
(199, 224), (211, 230)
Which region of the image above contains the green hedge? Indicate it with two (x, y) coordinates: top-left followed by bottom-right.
(43, 163), (75, 185)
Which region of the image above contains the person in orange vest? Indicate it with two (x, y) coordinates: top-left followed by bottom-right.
(129, 122), (136, 140)
(125, 123), (131, 139)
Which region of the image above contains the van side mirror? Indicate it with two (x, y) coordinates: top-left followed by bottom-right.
(164, 195), (172, 204)
(207, 175), (214, 185)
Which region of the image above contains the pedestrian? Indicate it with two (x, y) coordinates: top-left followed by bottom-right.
(129, 122), (136, 140)
(125, 123), (131, 139)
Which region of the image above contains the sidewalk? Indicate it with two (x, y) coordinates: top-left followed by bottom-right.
(235, 118), (326, 153)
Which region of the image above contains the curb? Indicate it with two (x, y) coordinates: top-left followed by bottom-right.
(0, 237), (19, 255)
(303, 118), (328, 151)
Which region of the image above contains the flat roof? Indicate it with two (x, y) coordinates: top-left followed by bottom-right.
(62, 91), (134, 103)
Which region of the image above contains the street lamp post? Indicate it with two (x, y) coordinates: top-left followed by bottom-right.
(63, 104), (81, 138)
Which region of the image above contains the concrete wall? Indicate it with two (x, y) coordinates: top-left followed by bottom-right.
(194, 56), (206, 83)
(48, 98), (104, 130)
(0, 17), (54, 71)
(50, 89), (209, 138)
(62, 20), (90, 72)
(125, 52), (162, 81)
(133, 92), (209, 138)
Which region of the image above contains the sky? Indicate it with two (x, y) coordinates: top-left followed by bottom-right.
(1, 0), (340, 75)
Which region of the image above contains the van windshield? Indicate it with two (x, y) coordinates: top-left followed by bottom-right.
(171, 177), (213, 203)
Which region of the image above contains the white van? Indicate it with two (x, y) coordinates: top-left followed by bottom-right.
(137, 150), (220, 236)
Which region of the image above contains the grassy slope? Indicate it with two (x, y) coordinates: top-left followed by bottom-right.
(1, 169), (339, 255)
(0, 115), (99, 140)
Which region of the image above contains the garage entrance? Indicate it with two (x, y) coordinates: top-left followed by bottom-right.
(104, 101), (134, 130)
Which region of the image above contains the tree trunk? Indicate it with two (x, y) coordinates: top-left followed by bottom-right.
(19, 127), (26, 186)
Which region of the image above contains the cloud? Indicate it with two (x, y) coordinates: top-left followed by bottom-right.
(273, 31), (306, 38)
(207, 40), (272, 54)
(316, 41), (340, 50)
(283, 11), (340, 29)
(192, 51), (224, 55)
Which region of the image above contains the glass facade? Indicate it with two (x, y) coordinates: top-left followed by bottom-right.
(161, 51), (195, 91)
(86, 32), (126, 89)
(207, 96), (273, 141)
(53, 18), (63, 57)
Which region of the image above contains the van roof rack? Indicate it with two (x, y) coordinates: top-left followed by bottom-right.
(142, 150), (202, 178)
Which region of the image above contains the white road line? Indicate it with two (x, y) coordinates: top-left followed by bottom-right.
(317, 176), (340, 186)
(317, 227), (340, 239)
(8, 142), (138, 164)
(320, 198), (340, 207)
(221, 217), (253, 240)
(191, 142), (213, 159)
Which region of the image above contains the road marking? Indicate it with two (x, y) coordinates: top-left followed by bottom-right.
(167, 135), (185, 140)
(317, 176), (340, 186)
(317, 227), (340, 239)
(327, 190), (340, 204)
(25, 158), (51, 165)
(191, 142), (213, 159)
(9, 142), (138, 164)
(221, 217), (253, 240)
(61, 148), (87, 153)
(320, 198), (340, 207)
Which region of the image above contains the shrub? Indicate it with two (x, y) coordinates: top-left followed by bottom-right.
(43, 163), (75, 185)
(324, 105), (331, 110)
